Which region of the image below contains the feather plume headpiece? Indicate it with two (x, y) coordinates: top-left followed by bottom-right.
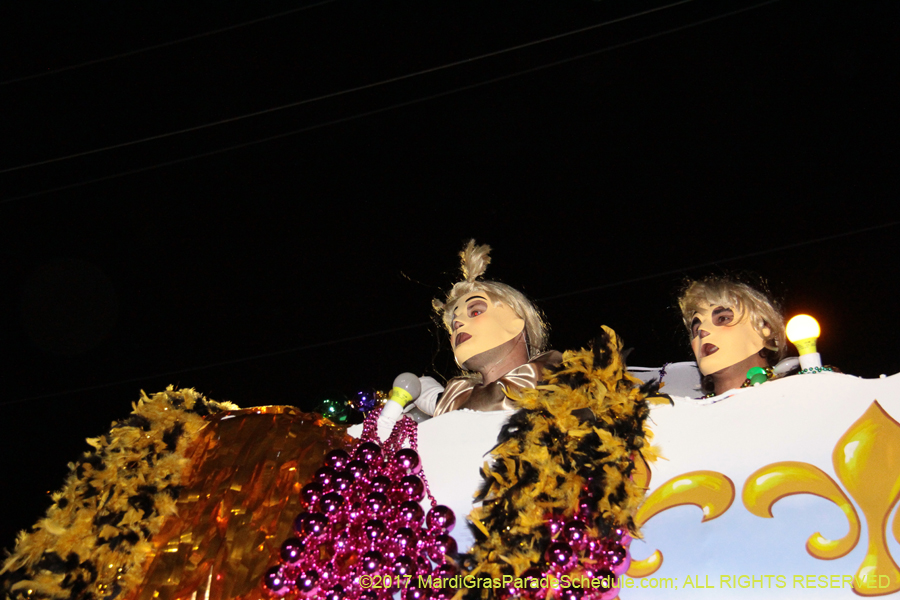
(433, 240), (547, 358)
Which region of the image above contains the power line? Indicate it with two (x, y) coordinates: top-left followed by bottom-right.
(0, 0), (338, 87)
(1, 0), (782, 205)
(538, 220), (900, 302)
(1, 0), (698, 175)
(4, 217), (893, 407)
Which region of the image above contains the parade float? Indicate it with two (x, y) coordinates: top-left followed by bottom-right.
(3, 244), (899, 600)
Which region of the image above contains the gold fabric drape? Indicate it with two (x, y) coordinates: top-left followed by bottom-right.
(126, 406), (351, 600)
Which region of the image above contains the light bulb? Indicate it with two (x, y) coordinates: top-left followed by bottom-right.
(786, 315), (820, 355)
(786, 314), (822, 370)
(389, 372), (422, 407)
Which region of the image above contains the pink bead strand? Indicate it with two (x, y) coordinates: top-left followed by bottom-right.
(264, 405), (458, 598)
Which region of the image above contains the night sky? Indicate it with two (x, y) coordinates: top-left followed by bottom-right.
(1, 0), (898, 550)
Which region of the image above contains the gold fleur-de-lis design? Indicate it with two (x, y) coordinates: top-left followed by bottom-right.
(743, 401), (900, 596)
(627, 471), (735, 578)
(743, 462), (860, 559)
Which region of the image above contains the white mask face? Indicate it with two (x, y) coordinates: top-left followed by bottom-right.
(448, 292), (525, 365)
(690, 301), (769, 375)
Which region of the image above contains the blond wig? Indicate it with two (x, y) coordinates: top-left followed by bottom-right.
(433, 240), (548, 359)
(678, 276), (786, 363)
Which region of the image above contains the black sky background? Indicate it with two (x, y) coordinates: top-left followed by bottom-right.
(1, 0), (899, 550)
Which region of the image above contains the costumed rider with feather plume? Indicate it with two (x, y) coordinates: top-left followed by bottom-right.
(377, 240), (562, 438)
(379, 240), (664, 599)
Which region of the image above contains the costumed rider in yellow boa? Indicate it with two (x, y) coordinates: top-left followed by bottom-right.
(376, 239), (562, 439)
(377, 240), (664, 600)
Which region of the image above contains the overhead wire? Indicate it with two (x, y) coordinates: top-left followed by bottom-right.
(1, 0), (698, 175)
(3, 218), (895, 407)
(538, 220), (900, 302)
(1, 0), (782, 205)
(0, 0), (338, 87)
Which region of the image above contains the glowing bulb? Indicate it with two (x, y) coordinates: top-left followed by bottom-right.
(786, 315), (820, 345)
(786, 314), (822, 370)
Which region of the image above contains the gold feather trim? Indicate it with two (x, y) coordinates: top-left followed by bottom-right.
(464, 327), (658, 596)
(0, 387), (237, 600)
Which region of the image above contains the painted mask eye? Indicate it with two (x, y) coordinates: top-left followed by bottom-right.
(712, 307), (735, 326)
(467, 300), (488, 318)
(691, 317), (701, 338)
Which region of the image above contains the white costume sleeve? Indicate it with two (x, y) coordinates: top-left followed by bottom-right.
(412, 376), (444, 416)
(376, 375), (444, 440)
(376, 400), (405, 441)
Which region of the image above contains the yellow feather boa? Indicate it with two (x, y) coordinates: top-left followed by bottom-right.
(465, 327), (666, 594)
